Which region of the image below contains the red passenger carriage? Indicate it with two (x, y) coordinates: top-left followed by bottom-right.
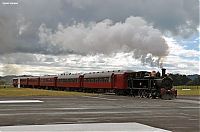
(57, 74), (83, 90)
(83, 72), (113, 90)
(40, 76), (57, 89)
(28, 77), (40, 88)
(19, 77), (29, 87)
(112, 70), (135, 94)
(83, 70), (133, 93)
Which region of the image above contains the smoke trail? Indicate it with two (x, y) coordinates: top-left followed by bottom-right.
(39, 16), (169, 66)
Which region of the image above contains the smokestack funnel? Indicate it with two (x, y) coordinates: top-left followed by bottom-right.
(162, 68), (166, 77)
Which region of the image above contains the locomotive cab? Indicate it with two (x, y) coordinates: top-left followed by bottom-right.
(127, 71), (161, 98)
(126, 69), (176, 99)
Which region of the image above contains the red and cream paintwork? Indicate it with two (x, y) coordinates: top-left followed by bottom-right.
(83, 70), (133, 90)
(39, 76), (57, 88)
(28, 77), (40, 88)
(57, 74), (83, 89)
(19, 77), (28, 87)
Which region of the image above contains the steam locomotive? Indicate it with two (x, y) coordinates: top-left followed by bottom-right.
(13, 68), (177, 99)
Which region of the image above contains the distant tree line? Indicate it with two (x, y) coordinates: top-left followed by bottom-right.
(169, 74), (200, 86)
(0, 80), (6, 85)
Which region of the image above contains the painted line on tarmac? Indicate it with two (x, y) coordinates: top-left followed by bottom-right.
(83, 96), (118, 101)
(0, 122), (171, 131)
(0, 100), (43, 104)
(174, 99), (200, 104)
(0, 107), (90, 111)
(179, 106), (199, 109)
(0, 110), (152, 116)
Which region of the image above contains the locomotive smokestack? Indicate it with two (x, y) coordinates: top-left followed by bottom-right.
(162, 68), (166, 77)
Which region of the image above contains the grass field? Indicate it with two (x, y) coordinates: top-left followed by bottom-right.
(0, 87), (93, 97)
(0, 86), (199, 97)
(174, 86), (200, 96)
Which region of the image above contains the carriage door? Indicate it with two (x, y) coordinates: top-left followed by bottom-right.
(80, 76), (83, 88)
(112, 75), (116, 89)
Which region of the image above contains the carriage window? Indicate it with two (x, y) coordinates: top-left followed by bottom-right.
(91, 78), (94, 82)
(105, 77), (109, 82)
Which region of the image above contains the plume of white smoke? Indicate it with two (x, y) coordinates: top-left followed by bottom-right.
(39, 16), (169, 67)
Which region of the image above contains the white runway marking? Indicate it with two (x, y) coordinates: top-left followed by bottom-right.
(83, 96), (118, 101)
(0, 122), (171, 132)
(174, 99), (200, 104)
(0, 100), (43, 104)
(182, 89), (191, 90)
(0, 110), (152, 116)
(179, 106), (199, 109)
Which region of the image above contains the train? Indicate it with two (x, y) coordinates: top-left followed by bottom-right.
(13, 68), (177, 99)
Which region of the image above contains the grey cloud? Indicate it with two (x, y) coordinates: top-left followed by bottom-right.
(61, 0), (199, 37)
(0, 53), (38, 65)
(0, 0), (198, 56)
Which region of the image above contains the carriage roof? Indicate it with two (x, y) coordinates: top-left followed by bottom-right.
(57, 74), (82, 79)
(40, 75), (57, 79)
(83, 70), (134, 78)
(28, 76), (40, 79)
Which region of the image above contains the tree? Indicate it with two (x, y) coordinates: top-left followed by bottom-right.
(169, 74), (191, 86)
(190, 76), (200, 85)
(0, 80), (6, 85)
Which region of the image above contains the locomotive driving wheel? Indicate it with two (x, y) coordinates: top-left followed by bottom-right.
(161, 93), (175, 100)
(145, 91), (150, 98)
(138, 89), (146, 98)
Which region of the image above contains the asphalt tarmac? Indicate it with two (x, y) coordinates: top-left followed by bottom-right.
(0, 95), (199, 132)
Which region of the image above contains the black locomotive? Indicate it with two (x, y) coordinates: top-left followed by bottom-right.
(127, 68), (177, 99)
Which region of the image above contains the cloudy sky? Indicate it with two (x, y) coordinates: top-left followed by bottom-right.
(0, 0), (199, 76)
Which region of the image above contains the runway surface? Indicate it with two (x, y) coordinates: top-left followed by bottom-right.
(0, 95), (199, 132)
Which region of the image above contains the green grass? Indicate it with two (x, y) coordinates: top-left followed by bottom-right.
(1, 86), (199, 97)
(174, 86), (200, 89)
(0, 87), (94, 97)
(174, 86), (200, 96)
